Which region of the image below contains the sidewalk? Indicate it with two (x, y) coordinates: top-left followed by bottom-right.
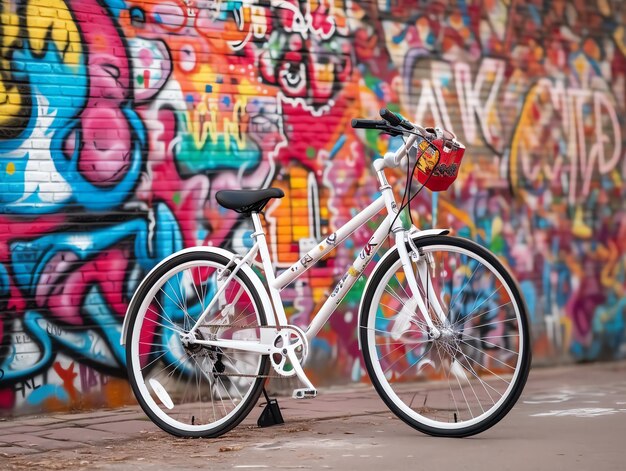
(0, 381), (388, 457)
(1, 361), (625, 470)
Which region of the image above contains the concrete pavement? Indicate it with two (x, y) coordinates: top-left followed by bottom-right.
(1, 361), (625, 470)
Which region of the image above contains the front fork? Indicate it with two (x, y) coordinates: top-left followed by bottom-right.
(395, 229), (449, 338)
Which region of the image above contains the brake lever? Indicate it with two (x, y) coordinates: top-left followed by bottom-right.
(376, 123), (404, 137)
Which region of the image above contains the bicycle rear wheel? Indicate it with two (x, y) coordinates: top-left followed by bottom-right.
(126, 250), (269, 438)
(360, 235), (531, 437)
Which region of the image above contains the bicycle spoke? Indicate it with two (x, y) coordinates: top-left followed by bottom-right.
(363, 238), (529, 434)
(375, 339), (433, 346)
(440, 341), (475, 420)
(452, 348), (497, 407)
(460, 332), (520, 355)
(128, 255), (268, 436)
(458, 339), (517, 371)
(364, 324), (429, 339)
(431, 340), (462, 421)
(142, 312), (184, 335)
(140, 350), (170, 372)
(471, 316), (518, 331)
(454, 300), (513, 329)
(448, 259), (481, 311)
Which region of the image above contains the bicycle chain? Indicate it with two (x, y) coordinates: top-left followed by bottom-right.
(201, 323), (259, 329)
(201, 323), (298, 330)
(213, 372), (284, 378)
(196, 323), (291, 379)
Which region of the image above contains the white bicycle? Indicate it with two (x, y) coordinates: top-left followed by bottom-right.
(122, 108), (531, 438)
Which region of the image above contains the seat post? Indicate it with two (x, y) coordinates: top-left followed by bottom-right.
(250, 212), (288, 325)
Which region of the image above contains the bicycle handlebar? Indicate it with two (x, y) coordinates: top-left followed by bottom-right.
(351, 108), (438, 169)
(379, 108), (401, 126)
(351, 108), (421, 137)
(350, 118), (386, 129)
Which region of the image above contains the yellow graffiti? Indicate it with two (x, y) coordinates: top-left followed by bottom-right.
(1, 0), (83, 129)
(191, 97), (248, 150)
(614, 25), (626, 56)
(571, 206), (592, 239)
(439, 199), (477, 236)
(599, 240), (625, 297)
(560, 315), (573, 353)
(1, 3), (25, 128)
(184, 64), (262, 150)
(508, 83), (536, 194)
(26, 0), (82, 66)
(0, 75), (24, 129)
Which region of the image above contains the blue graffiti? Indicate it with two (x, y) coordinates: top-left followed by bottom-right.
(26, 384), (69, 406)
(0, 263), (9, 296)
(0, 311), (54, 383)
(10, 203), (180, 296)
(84, 287), (126, 367)
(1, 204), (184, 385)
(0, 22), (145, 214)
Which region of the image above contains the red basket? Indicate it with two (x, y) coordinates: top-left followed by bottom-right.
(414, 128), (465, 192)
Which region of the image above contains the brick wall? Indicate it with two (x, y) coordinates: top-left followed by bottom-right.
(0, 0), (624, 415)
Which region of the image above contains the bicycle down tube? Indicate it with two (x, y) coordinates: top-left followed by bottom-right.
(271, 195), (386, 290)
(270, 181), (437, 340)
(184, 197), (387, 336)
(265, 195), (389, 335)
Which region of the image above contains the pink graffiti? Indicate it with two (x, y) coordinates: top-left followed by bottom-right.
(136, 107), (213, 248)
(0, 217), (62, 328)
(41, 249), (130, 326)
(567, 261), (606, 342)
(66, 0), (132, 188)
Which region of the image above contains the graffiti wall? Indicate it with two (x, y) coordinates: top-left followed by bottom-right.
(0, 0), (624, 415)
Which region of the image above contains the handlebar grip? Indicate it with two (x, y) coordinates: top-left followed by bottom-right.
(398, 120), (414, 131)
(379, 108), (401, 126)
(380, 108), (414, 130)
(351, 118), (385, 129)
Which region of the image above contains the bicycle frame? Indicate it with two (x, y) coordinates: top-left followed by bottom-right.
(186, 144), (449, 350)
(122, 110), (531, 436)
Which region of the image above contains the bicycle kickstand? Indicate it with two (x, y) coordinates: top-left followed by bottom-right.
(257, 387), (285, 428)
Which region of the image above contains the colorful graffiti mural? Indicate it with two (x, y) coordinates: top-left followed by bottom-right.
(0, 0), (624, 415)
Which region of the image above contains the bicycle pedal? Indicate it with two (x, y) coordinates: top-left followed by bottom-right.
(292, 388), (317, 399)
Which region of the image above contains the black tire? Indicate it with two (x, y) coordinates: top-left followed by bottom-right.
(359, 235), (531, 437)
(126, 250), (270, 438)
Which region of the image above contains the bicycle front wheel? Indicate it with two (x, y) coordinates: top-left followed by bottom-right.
(126, 250), (270, 438)
(360, 235), (531, 437)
